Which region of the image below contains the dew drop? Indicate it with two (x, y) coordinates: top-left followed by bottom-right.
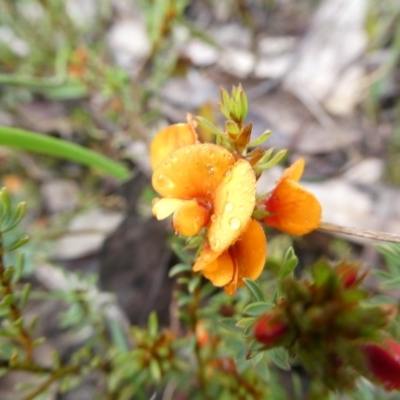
(212, 238), (221, 249)
(229, 218), (241, 230)
(156, 174), (175, 189)
(171, 155), (178, 162)
(184, 147), (191, 154)
(210, 214), (217, 222)
(206, 163), (215, 175)
(225, 202), (234, 212)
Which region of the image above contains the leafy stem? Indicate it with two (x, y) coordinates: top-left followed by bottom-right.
(0, 232), (35, 362)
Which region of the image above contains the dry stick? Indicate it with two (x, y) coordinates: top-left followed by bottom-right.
(319, 222), (400, 244)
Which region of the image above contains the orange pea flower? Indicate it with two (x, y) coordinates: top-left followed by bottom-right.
(261, 159), (322, 235)
(150, 123), (267, 295)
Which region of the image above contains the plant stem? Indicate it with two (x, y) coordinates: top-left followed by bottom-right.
(0, 233), (34, 361)
(319, 222), (400, 243)
(190, 285), (211, 400)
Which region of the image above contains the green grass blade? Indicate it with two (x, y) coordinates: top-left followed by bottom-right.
(0, 126), (131, 180)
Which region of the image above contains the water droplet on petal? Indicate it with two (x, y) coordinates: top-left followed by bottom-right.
(210, 214), (217, 222)
(184, 147), (191, 154)
(212, 238), (221, 249)
(156, 174), (175, 189)
(229, 218), (241, 230)
(225, 202), (234, 212)
(171, 155), (178, 162)
(206, 163), (215, 176)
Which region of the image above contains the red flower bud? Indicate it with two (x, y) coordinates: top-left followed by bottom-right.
(254, 314), (289, 347)
(336, 263), (365, 288)
(361, 338), (400, 391)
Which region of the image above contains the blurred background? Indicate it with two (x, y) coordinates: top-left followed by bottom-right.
(0, 0), (400, 398)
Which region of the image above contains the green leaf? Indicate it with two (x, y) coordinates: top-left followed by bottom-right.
(188, 276), (201, 294)
(256, 149), (287, 170)
(4, 235), (29, 251)
(243, 278), (265, 302)
(2, 202), (27, 233)
(269, 347), (290, 370)
(19, 283), (31, 309)
(248, 130), (272, 147)
(195, 116), (224, 136)
(168, 263), (191, 278)
(219, 317), (241, 332)
(280, 248), (298, 278)
(0, 126), (130, 180)
(148, 311), (159, 338)
(11, 254), (24, 284)
(0, 188), (11, 219)
(149, 359), (161, 382)
(243, 302), (273, 317)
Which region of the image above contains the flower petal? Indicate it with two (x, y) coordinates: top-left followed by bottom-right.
(192, 245), (221, 272)
(223, 220), (267, 295)
(282, 158), (304, 182)
(152, 144), (235, 199)
(263, 178), (322, 235)
(173, 200), (210, 237)
(150, 123), (197, 170)
(208, 159), (256, 253)
(202, 252), (235, 287)
(152, 198), (186, 220)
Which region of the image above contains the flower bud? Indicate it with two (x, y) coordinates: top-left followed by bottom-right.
(254, 313), (289, 347)
(336, 262), (365, 288)
(361, 337), (400, 391)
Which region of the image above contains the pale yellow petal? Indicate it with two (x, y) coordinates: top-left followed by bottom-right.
(152, 198), (186, 220)
(208, 159), (256, 253)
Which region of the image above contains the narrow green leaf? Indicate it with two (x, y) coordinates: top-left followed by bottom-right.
(243, 302), (273, 317)
(0, 126), (130, 180)
(256, 149), (287, 170)
(269, 347), (290, 370)
(195, 116), (224, 136)
(11, 254), (24, 284)
(148, 312), (158, 337)
(219, 317), (241, 332)
(19, 283), (31, 309)
(1, 202), (27, 233)
(108, 319), (129, 352)
(0, 188), (11, 217)
(4, 235), (29, 251)
(168, 263), (191, 278)
(149, 359), (161, 382)
(248, 130), (272, 147)
(188, 276), (201, 294)
(243, 278), (265, 302)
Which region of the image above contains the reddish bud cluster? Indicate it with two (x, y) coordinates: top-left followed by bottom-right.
(254, 314), (289, 347)
(361, 337), (400, 391)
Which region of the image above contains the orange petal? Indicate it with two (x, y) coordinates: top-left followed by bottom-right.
(282, 159), (304, 182)
(193, 245), (221, 272)
(152, 144), (235, 199)
(208, 159), (256, 253)
(202, 252), (235, 287)
(263, 178), (322, 235)
(152, 198), (186, 220)
(173, 200), (210, 237)
(224, 220), (267, 295)
(150, 123), (197, 170)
